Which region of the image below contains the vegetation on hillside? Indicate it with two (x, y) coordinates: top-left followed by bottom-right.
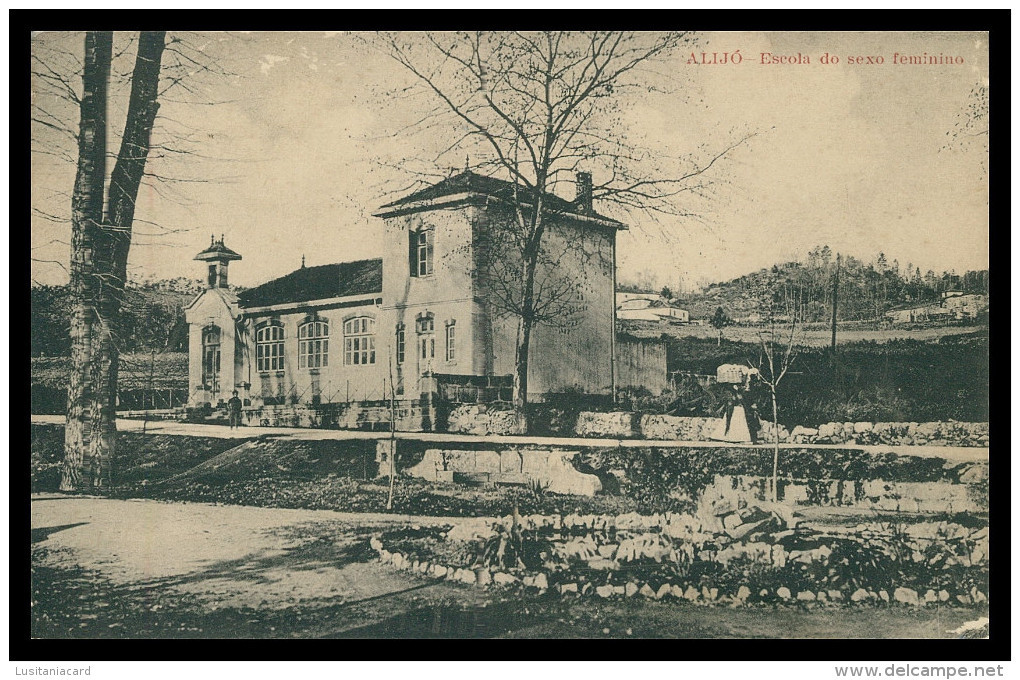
(621, 246), (989, 323)
(30, 277), (210, 357)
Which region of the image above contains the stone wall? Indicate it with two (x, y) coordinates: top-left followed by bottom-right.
(400, 446), (602, 496)
(244, 401), (434, 431)
(446, 404), (519, 435)
(574, 412), (989, 447)
(574, 411), (637, 438)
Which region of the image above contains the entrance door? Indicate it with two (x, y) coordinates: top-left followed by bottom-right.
(202, 325), (221, 397)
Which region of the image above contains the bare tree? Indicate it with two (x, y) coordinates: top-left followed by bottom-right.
(37, 31), (169, 490)
(747, 276), (800, 503)
(33, 31), (243, 490)
(379, 31), (753, 431)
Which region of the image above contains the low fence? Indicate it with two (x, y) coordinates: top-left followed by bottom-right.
(31, 386), (192, 415)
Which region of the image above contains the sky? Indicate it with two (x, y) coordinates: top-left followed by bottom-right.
(30, 30), (989, 292)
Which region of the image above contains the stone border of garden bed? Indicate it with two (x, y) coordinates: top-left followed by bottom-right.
(367, 536), (988, 608)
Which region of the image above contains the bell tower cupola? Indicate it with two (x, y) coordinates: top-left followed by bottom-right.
(194, 234), (242, 289)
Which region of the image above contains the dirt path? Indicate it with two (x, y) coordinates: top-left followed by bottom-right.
(31, 495), (986, 639)
(31, 494), (469, 610)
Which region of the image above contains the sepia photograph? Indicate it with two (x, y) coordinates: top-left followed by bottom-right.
(27, 26), (992, 646)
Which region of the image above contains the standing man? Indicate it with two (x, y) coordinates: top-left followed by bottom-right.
(227, 390), (243, 430)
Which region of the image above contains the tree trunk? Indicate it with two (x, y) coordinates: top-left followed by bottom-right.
(87, 31), (167, 487)
(510, 210), (543, 435)
(62, 32), (112, 492)
(512, 312), (534, 434)
(770, 388), (779, 503)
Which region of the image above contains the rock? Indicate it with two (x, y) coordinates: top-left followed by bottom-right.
(924, 590), (937, 603)
(411, 560), (420, 572)
(475, 569), (491, 587)
(596, 585), (615, 598)
(816, 591), (827, 602)
(939, 590), (950, 602)
(534, 573), (549, 590)
(684, 586), (700, 601)
(972, 588), (987, 603)
(776, 587), (792, 600)
(612, 585), (625, 596)
(854, 422), (873, 434)
(893, 587), (919, 606)
(639, 583), (656, 598)
(878, 590), (890, 603)
(736, 586), (752, 602)
(559, 583), (578, 595)
(418, 561), (430, 574)
(522, 575), (536, 588)
(827, 590), (842, 601)
(459, 569), (477, 585)
(759, 589), (769, 598)
(379, 550), (391, 563)
(956, 594), (972, 605)
(597, 544), (618, 559)
(722, 513), (743, 530)
(671, 585), (685, 599)
(797, 591), (816, 601)
(818, 422), (836, 438)
(656, 584), (672, 600)
(492, 572), (518, 586)
(369, 537), (383, 551)
(851, 588), (870, 602)
(791, 425), (818, 439)
(708, 587), (719, 601)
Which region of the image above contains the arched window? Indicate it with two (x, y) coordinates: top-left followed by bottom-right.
(344, 317), (375, 365)
(202, 325), (221, 389)
(256, 322), (285, 372)
(298, 320), (329, 369)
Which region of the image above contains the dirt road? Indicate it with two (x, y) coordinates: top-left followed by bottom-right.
(30, 495), (985, 639)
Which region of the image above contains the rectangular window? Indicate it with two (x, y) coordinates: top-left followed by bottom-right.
(446, 323), (455, 361)
(412, 229), (434, 277)
(396, 327), (405, 365)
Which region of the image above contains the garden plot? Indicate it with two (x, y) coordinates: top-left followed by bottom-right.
(371, 496), (988, 610)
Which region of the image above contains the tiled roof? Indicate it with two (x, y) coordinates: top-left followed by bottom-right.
(378, 170), (623, 226)
(237, 258), (382, 308)
(194, 238), (242, 261)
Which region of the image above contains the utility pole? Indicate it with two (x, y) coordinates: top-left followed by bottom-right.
(830, 253), (840, 350)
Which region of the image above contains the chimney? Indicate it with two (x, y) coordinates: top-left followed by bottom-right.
(575, 172), (593, 215)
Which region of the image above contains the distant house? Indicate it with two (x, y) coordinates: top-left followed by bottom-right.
(884, 303), (951, 324)
(615, 292), (689, 323)
(941, 292), (989, 319)
(884, 292), (988, 324)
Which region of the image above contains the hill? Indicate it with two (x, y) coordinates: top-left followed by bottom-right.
(658, 247), (989, 323)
